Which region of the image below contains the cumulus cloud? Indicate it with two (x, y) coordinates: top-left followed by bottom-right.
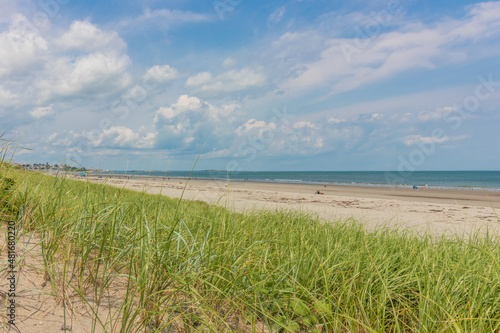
(36, 20), (132, 101)
(145, 64), (180, 83)
(0, 14), (48, 77)
(154, 95), (241, 150)
(0, 15), (134, 110)
(155, 95), (203, 121)
(49, 126), (156, 149)
(37, 52), (131, 101)
(231, 116), (367, 158)
(235, 119), (277, 135)
(101, 126), (156, 148)
(56, 19), (126, 52)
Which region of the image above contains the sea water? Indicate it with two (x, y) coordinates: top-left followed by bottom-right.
(106, 170), (500, 191)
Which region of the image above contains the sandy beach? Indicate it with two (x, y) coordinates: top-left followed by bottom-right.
(83, 175), (500, 236)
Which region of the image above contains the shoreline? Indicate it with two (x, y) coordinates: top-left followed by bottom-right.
(69, 173), (500, 236)
(69, 171), (500, 192)
(49, 171), (500, 207)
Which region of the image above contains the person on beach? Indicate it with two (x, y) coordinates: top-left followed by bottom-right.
(324, 182), (327, 189)
(315, 190), (324, 195)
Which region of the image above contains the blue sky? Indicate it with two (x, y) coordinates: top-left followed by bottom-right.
(2, 0), (500, 171)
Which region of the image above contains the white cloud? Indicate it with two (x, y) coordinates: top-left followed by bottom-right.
(57, 20), (126, 52)
(186, 72), (213, 87)
(293, 121), (316, 129)
(280, 2), (500, 94)
(207, 102), (240, 122)
(37, 52), (131, 101)
(269, 6), (286, 24)
(2, 2), (496, 169)
(116, 8), (212, 31)
(50, 126), (156, 149)
(155, 95), (203, 121)
(451, 2), (500, 40)
(186, 68), (266, 93)
(0, 14), (48, 77)
(222, 57), (237, 68)
(145, 64), (180, 83)
(101, 126), (156, 148)
(235, 119), (276, 135)
(307, 84), (478, 122)
(154, 95), (242, 150)
(155, 95), (241, 125)
(103, 126), (138, 146)
(30, 105), (54, 118)
(417, 106), (457, 121)
(0, 17), (132, 106)
(403, 134), (469, 146)
(270, 30), (324, 68)
(232, 117), (336, 157)
(328, 117), (345, 124)
(0, 85), (17, 106)
(50, 135), (73, 147)
(141, 8), (211, 23)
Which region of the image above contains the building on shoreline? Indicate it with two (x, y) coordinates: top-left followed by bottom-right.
(20, 163), (100, 173)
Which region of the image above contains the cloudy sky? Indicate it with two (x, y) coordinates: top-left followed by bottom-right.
(2, 0), (500, 171)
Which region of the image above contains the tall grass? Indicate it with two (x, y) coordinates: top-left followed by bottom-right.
(2, 161), (500, 332)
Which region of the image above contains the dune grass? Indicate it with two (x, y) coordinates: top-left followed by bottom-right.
(2, 160), (500, 332)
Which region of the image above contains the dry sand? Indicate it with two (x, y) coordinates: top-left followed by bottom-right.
(0, 231), (116, 333)
(86, 175), (500, 236)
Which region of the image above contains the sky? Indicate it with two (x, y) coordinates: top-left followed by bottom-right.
(1, 0), (500, 171)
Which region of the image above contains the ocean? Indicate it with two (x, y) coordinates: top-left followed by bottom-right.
(104, 170), (500, 191)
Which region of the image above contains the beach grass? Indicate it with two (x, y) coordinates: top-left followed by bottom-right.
(2, 159), (500, 332)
